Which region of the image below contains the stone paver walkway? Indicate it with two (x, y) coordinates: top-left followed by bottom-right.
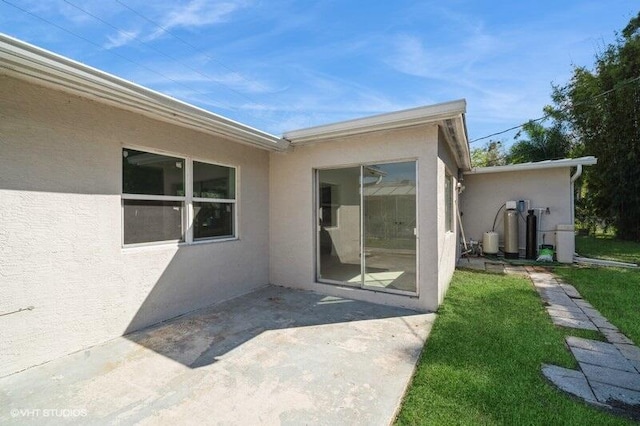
(528, 268), (640, 417)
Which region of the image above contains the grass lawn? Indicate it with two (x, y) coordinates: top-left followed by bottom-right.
(555, 266), (640, 345)
(395, 270), (631, 425)
(575, 234), (640, 264)
(561, 233), (640, 344)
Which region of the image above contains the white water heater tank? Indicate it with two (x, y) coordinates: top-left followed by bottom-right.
(483, 231), (499, 254)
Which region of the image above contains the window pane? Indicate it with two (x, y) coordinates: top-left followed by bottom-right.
(123, 200), (184, 244)
(193, 202), (234, 239)
(193, 161), (235, 199)
(445, 175), (453, 232)
(123, 149), (185, 196)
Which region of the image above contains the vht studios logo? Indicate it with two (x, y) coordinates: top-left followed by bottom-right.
(10, 408), (88, 418)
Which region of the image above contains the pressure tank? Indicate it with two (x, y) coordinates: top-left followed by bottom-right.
(483, 231), (499, 255)
(526, 209), (537, 260)
(504, 209), (519, 259)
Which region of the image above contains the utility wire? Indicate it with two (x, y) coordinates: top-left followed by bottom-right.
(470, 74), (640, 144)
(1, 0), (240, 111)
(61, 0), (263, 108)
(1, 0), (288, 129)
(114, 0), (267, 94)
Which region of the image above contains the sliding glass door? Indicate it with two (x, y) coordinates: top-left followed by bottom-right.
(316, 161), (417, 294)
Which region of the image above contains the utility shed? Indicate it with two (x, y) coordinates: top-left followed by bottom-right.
(461, 157), (597, 261)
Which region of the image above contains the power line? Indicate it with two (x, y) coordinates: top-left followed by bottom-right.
(114, 0), (266, 94)
(1, 0), (289, 129)
(469, 74), (640, 144)
(1, 0), (243, 112)
(61, 0), (263, 107)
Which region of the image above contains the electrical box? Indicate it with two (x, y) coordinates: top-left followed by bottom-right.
(506, 200), (531, 211)
(518, 199), (531, 212)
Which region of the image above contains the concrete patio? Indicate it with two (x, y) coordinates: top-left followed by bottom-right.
(0, 286), (434, 425)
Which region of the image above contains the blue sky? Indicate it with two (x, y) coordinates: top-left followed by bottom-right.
(1, 1), (637, 145)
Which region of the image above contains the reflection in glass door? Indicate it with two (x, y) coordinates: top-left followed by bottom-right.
(317, 167), (361, 284)
(316, 162), (417, 294)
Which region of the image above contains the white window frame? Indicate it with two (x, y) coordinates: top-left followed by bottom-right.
(191, 158), (237, 243)
(444, 172), (454, 233)
(121, 146), (238, 248)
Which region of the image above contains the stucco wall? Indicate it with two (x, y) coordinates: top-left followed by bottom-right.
(436, 134), (459, 305)
(0, 75), (270, 377)
(461, 168), (572, 254)
(269, 125), (441, 312)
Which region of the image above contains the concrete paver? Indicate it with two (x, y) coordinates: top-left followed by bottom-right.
(545, 303), (584, 314)
(542, 364), (598, 403)
(602, 329), (635, 345)
(581, 363), (640, 392)
(567, 336), (619, 355)
(546, 308), (590, 322)
(559, 284), (582, 299)
(615, 344), (640, 362)
(0, 286), (434, 425)
(591, 381), (640, 406)
(571, 347), (636, 373)
(551, 316), (598, 331)
(529, 268), (640, 418)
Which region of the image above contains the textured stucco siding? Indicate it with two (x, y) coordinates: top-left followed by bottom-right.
(0, 75), (270, 377)
(461, 168), (572, 252)
(436, 134), (459, 305)
(269, 125), (441, 312)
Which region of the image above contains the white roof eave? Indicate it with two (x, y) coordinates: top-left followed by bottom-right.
(464, 156), (598, 175)
(0, 33), (289, 152)
(283, 99), (471, 170)
(284, 99), (467, 143)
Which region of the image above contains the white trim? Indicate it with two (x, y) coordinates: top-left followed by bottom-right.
(464, 156), (598, 175)
(0, 34), (289, 152)
(121, 146), (238, 246)
(193, 197), (237, 203)
(284, 100), (466, 142)
(284, 100), (471, 171)
(121, 194), (185, 202)
(186, 158), (194, 243)
(314, 159), (419, 297)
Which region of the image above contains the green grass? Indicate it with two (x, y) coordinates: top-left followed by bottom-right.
(395, 270), (631, 425)
(555, 266), (640, 345)
(575, 234), (640, 264)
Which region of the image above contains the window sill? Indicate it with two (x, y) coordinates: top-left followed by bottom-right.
(122, 237), (239, 252)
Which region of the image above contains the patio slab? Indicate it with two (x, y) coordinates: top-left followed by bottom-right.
(0, 286), (435, 425)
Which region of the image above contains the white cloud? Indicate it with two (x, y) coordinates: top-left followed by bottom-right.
(104, 29), (140, 49)
(145, 0), (250, 40)
(164, 0), (243, 28)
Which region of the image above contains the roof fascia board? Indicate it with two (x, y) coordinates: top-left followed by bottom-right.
(284, 99), (467, 144)
(440, 114), (471, 171)
(0, 34), (289, 152)
(464, 156), (598, 175)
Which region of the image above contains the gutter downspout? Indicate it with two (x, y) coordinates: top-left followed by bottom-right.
(570, 164), (583, 227)
(570, 164), (583, 262)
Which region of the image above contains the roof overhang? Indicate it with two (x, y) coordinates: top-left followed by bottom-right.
(284, 99), (472, 170)
(0, 33), (289, 152)
(464, 156), (598, 175)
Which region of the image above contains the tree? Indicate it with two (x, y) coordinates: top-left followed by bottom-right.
(506, 120), (574, 164)
(470, 140), (506, 167)
(551, 11), (640, 240)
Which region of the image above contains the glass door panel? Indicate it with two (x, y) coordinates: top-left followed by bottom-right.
(362, 162), (417, 293)
(317, 167), (361, 284)
(316, 162), (417, 294)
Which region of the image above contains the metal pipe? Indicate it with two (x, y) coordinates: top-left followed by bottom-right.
(570, 164), (583, 226)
